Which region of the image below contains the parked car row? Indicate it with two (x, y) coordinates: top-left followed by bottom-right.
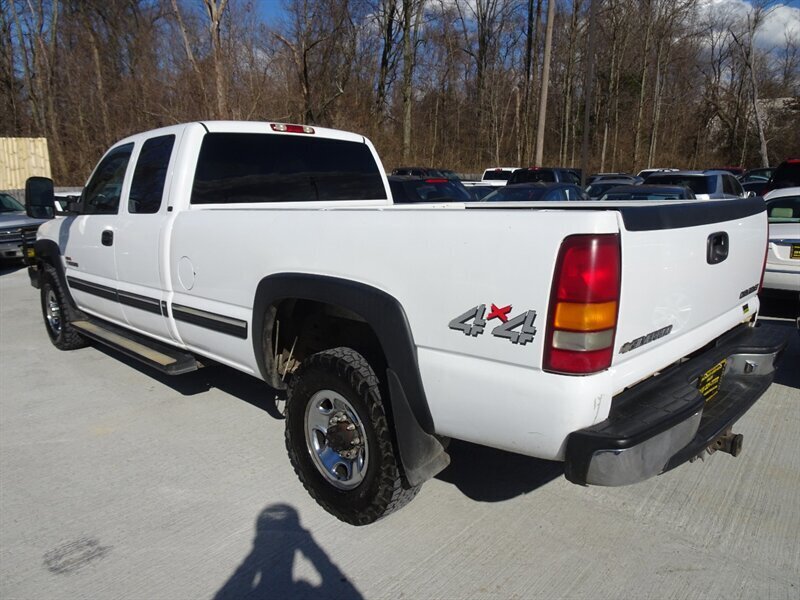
(387, 159), (800, 204)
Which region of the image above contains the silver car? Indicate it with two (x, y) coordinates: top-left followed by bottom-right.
(0, 192), (46, 261)
(643, 170), (746, 199)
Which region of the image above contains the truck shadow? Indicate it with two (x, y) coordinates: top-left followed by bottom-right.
(0, 260), (26, 276)
(92, 345), (286, 420)
(214, 503), (363, 600)
(759, 291), (799, 321)
(435, 440), (563, 501)
(757, 292), (799, 390)
(95, 345), (564, 501)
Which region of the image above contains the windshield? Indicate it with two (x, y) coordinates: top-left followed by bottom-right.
(484, 186), (549, 202)
(402, 179), (472, 202)
(586, 182), (626, 197)
(767, 196), (800, 223)
(645, 175), (711, 194)
(0, 193), (25, 213)
(601, 190), (689, 201)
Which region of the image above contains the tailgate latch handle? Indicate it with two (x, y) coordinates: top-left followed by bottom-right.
(707, 231), (729, 265)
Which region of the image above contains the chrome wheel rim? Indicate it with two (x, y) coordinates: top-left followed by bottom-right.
(304, 389), (368, 490)
(45, 289), (62, 335)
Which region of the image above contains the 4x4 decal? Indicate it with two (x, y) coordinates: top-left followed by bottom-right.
(449, 303), (537, 345)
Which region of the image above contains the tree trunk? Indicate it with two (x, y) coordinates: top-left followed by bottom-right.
(559, 0), (579, 166)
(375, 0), (398, 121)
(203, 0), (229, 119)
(401, 0), (422, 162)
(632, 0), (653, 171)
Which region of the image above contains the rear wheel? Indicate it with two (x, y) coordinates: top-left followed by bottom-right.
(40, 264), (87, 350)
(285, 347), (420, 525)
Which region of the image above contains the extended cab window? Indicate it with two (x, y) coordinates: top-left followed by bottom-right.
(191, 133), (387, 204)
(129, 135), (175, 214)
(82, 143), (134, 215)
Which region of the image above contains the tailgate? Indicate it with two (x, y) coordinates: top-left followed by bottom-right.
(611, 197), (767, 391)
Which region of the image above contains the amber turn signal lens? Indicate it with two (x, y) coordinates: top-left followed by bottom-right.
(553, 301), (617, 331)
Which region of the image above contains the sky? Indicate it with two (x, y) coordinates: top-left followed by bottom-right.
(251, 0), (800, 49)
(699, 0), (800, 48)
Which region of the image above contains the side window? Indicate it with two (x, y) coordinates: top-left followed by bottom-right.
(563, 171), (580, 184)
(730, 176), (744, 197)
(82, 143), (134, 215)
(129, 135), (175, 214)
(722, 175), (735, 196)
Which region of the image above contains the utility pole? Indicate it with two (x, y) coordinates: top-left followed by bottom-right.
(534, 0), (555, 166)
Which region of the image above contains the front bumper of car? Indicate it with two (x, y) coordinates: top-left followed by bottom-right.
(0, 227), (38, 259)
(564, 323), (788, 486)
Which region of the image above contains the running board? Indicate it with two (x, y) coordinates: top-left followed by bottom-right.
(72, 319), (201, 375)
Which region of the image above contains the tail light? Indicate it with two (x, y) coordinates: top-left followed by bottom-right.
(544, 234), (621, 374)
(758, 219), (769, 296)
(424, 178), (449, 184)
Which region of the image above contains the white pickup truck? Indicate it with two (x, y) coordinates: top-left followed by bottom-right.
(24, 121), (787, 525)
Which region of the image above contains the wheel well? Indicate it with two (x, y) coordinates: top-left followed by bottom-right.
(263, 299), (387, 389)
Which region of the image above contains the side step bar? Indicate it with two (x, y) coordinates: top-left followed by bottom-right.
(72, 319), (201, 375)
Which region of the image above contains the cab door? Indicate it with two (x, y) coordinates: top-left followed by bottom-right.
(63, 143), (134, 325)
(114, 132), (181, 343)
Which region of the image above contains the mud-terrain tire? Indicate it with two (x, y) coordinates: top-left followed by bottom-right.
(40, 264), (88, 350)
(285, 347), (420, 525)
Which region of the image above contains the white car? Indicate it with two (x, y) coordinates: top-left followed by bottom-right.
(763, 187), (800, 293)
(480, 167), (518, 186)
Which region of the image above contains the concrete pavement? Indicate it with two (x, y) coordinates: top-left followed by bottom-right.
(1, 265), (798, 599)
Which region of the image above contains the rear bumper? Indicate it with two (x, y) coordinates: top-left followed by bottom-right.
(763, 267), (800, 292)
(564, 323), (788, 486)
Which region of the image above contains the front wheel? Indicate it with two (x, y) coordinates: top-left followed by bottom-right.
(285, 347), (420, 525)
(40, 264), (87, 350)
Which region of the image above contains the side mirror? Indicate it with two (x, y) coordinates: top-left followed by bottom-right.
(25, 176), (55, 219)
(746, 191), (756, 198)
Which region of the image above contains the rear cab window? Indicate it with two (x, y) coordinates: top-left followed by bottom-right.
(191, 133), (386, 204)
(482, 170), (512, 181)
(510, 169), (556, 184)
(766, 196), (800, 223)
(646, 175), (712, 195)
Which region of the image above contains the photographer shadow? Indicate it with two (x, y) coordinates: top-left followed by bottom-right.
(214, 504), (363, 600)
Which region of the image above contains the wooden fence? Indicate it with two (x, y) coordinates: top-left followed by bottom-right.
(0, 138), (51, 190)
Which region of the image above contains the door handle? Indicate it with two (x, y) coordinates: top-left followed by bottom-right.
(707, 231), (728, 264)
(101, 230), (114, 246)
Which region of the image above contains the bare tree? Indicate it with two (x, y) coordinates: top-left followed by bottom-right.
(730, 4), (772, 167)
